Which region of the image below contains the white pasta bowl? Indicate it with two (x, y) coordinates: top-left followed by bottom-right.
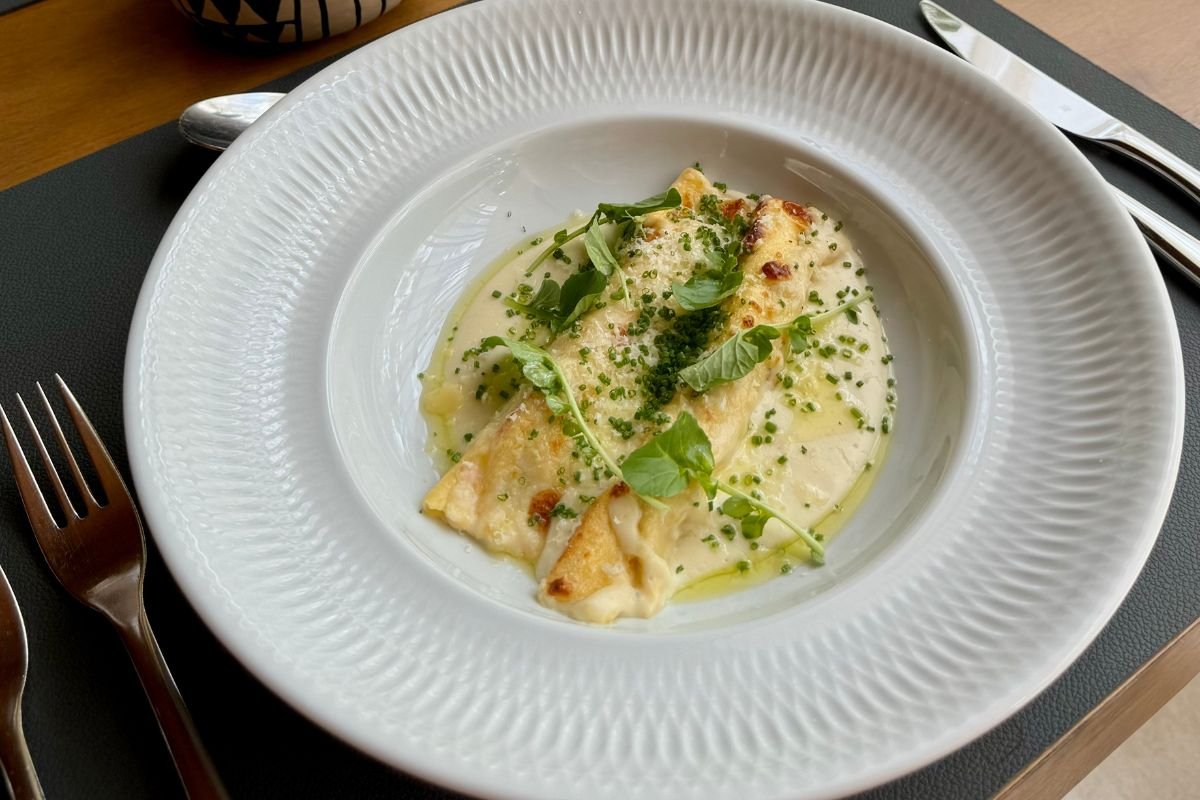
(125, 0), (1183, 798)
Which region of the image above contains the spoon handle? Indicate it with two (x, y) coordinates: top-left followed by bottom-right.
(1114, 187), (1200, 290)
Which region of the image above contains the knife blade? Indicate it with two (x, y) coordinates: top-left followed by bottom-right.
(919, 0), (1200, 206)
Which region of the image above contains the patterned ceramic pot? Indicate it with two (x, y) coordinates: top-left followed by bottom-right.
(171, 0), (401, 44)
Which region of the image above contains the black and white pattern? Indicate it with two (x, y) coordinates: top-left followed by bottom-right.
(171, 0), (393, 43)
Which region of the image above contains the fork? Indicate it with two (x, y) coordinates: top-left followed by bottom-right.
(0, 562), (42, 800)
(0, 376), (228, 800)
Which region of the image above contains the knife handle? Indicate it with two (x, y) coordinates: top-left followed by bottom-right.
(1113, 186), (1200, 290)
(1103, 126), (1200, 207)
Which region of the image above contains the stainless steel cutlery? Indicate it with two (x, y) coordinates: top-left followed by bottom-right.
(0, 563), (42, 800)
(921, 0), (1200, 287)
(1, 377), (228, 800)
(921, 0), (1200, 205)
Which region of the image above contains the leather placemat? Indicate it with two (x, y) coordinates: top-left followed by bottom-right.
(0, 0), (44, 16)
(1, 1), (1197, 797)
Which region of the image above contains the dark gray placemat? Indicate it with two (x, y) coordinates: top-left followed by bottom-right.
(1, 1), (1197, 797)
(0, 0), (42, 15)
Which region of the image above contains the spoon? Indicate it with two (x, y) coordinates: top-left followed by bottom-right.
(178, 92), (285, 151)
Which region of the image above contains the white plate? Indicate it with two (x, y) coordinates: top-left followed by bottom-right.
(124, 1), (1184, 797)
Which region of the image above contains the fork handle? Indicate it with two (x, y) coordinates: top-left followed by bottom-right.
(0, 708), (43, 800)
(116, 609), (229, 800)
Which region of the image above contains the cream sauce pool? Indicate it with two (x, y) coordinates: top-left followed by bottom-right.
(421, 207), (895, 611)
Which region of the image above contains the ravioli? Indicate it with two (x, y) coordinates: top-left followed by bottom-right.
(421, 168), (894, 623)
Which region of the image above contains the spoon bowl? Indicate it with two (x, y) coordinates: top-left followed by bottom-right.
(178, 92), (285, 151)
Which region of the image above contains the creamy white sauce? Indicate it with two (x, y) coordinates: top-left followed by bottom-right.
(422, 201), (894, 620)
(663, 213), (891, 597)
(421, 212), (592, 455)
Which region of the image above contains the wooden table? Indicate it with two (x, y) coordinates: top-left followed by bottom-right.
(2, 0), (1198, 797)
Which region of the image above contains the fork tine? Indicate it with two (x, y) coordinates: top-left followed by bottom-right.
(36, 381), (98, 510)
(0, 403), (60, 534)
(15, 393), (78, 521)
(53, 376), (128, 505)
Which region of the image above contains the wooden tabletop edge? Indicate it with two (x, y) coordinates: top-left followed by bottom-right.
(994, 615), (1200, 800)
(0, 0), (462, 190)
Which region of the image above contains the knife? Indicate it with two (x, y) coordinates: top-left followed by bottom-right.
(919, 0), (1200, 206)
(920, 0), (1200, 288)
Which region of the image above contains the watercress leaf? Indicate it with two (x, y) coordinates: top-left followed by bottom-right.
(621, 442), (691, 498)
(504, 339), (553, 368)
(596, 188), (682, 224)
(505, 279), (562, 321)
(678, 326), (780, 392)
(583, 223), (620, 277)
(721, 496), (754, 519)
(505, 269), (608, 332)
(656, 411), (714, 476)
(704, 245), (737, 273)
(740, 512), (769, 540)
(521, 360), (559, 391)
(527, 279), (561, 310)
(544, 394), (569, 416)
(621, 411), (714, 498)
(672, 268), (743, 311)
(483, 337), (560, 393)
(482, 335), (529, 359)
(556, 269), (608, 329)
(787, 315), (813, 351)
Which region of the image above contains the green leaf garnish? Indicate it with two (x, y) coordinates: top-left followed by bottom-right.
(672, 247), (743, 311)
(622, 412), (824, 562)
(504, 279), (561, 323)
(679, 294), (873, 392)
(672, 271), (742, 311)
(523, 188), (683, 278)
(720, 496), (754, 518)
(621, 411), (714, 498)
(678, 325), (780, 392)
(482, 336), (667, 511)
(786, 315), (814, 351)
(505, 270), (608, 332)
(597, 188), (682, 224)
(557, 269), (608, 328)
(738, 512), (769, 540)
(582, 223), (620, 277)
(583, 222), (633, 309)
